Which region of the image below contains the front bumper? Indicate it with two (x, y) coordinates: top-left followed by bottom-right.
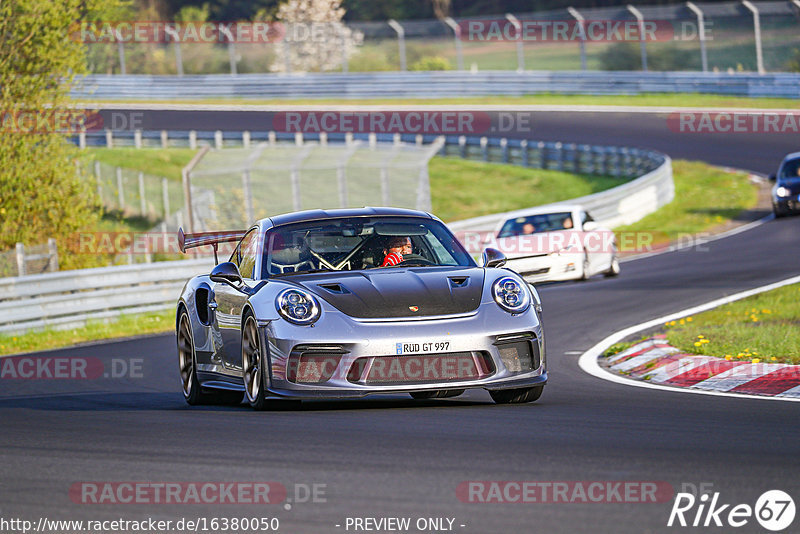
(261, 302), (546, 399)
(505, 254), (581, 283)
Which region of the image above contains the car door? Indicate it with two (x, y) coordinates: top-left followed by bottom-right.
(212, 228), (259, 371)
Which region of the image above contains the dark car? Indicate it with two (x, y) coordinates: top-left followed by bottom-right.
(771, 152), (800, 217)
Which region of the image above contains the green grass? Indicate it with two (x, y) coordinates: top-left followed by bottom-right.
(613, 160), (758, 251)
(85, 148), (195, 181)
(73, 93), (800, 109)
(429, 158), (626, 222)
(0, 309), (174, 357)
(663, 283), (800, 365)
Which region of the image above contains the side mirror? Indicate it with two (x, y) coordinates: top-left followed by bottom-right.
(768, 173), (776, 182)
(482, 248), (507, 268)
(582, 221), (598, 232)
(210, 261), (244, 287)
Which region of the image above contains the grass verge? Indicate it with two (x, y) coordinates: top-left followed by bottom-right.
(75, 93), (800, 109)
(663, 283), (800, 365)
(429, 158), (626, 222)
(613, 160), (758, 251)
(85, 148), (195, 181)
(0, 309), (174, 357)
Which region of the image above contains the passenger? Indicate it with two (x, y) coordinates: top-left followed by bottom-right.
(563, 216), (573, 230)
(381, 236), (413, 267)
(521, 223), (536, 235)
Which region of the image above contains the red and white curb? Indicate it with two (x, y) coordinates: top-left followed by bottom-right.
(579, 273), (800, 403)
(604, 335), (800, 398)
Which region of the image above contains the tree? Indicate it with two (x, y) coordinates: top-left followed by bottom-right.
(269, 0), (362, 73)
(0, 0), (123, 259)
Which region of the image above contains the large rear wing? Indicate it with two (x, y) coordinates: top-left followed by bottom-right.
(178, 227), (246, 263)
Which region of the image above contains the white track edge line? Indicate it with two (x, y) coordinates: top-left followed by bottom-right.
(577, 274), (800, 403)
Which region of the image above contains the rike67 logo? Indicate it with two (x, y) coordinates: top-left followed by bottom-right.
(668, 489), (795, 531)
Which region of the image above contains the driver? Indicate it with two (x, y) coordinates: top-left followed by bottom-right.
(381, 236), (413, 267)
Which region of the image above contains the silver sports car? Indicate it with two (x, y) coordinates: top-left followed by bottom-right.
(176, 207), (546, 409)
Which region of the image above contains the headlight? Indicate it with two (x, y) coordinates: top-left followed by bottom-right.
(776, 186), (790, 197)
(492, 276), (530, 314)
(276, 288), (321, 325)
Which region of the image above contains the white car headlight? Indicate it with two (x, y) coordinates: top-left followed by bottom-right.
(276, 288), (321, 325)
(492, 276), (530, 314)
(776, 186), (790, 197)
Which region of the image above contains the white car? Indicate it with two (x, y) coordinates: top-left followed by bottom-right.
(486, 205), (620, 283)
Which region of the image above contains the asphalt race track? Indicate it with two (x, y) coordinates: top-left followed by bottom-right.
(2, 109), (799, 534)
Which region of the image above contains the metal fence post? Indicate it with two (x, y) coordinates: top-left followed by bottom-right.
(105, 129), (113, 148)
(79, 130), (86, 149)
(242, 131), (251, 148)
(458, 135), (467, 158)
(686, 2), (708, 73)
(165, 26), (184, 76)
(742, 1), (765, 74)
(116, 167), (125, 211)
(161, 178), (170, 220)
(214, 130), (223, 149)
(555, 142), (564, 171)
(388, 19), (407, 71)
(505, 14), (524, 72)
(47, 238), (58, 272)
(480, 136), (488, 161)
(116, 40), (126, 75)
(500, 137), (508, 163)
(567, 7), (588, 71)
(138, 172), (147, 215)
(94, 161), (102, 198)
(538, 141), (547, 169)
(15, 243), (25, 277)
(189, 130), (197, 150)
(520, 139), (529, 166)
(444, 17), (464, 71)
(627, 5), (648, 72)
(242, 171), (254, 223)
(134, 129), (142, 149)
(160, 130), (168, 148)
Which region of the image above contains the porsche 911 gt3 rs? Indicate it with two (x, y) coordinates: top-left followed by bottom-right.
(176, 207), (546, 409)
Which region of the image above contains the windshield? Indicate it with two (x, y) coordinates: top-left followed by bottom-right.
(262, 216), (475, 277)
(779, 158), (800, 183)
(498, 212), (574, 238)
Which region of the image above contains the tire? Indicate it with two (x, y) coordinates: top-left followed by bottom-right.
(177, 310), (223, 406)
(410, 389), (465, 400)
(242, 312), (269, 411)
(489, 385), (544, 404)
(604, 255), (620, 278)
(580, 254), (591, 281)
(773, 205), (785, 218)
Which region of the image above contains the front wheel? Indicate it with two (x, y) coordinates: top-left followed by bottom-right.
(604, 255), (620, 277)
(489, 385), (543, 404)
(242, 313), (269, 410)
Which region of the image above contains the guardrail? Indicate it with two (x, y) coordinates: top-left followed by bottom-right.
(0, 259), (212, 334)
(71, 71), (800, 100)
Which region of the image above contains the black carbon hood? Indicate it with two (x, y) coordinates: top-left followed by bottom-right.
(289, 267), (485, 319)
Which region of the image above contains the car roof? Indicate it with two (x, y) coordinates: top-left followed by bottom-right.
(782, 151), (800, 162)
(265, 207), (433, 228)
(498, 204), (583, 223)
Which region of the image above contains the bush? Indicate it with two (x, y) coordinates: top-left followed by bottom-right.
(409, 55), (451, 71)
(599, 42), (698, 71)
(786, 48), (800, 73)
(349, 49), (395, 71)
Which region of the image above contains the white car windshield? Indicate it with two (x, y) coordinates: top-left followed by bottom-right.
(498, 212), (574, 238)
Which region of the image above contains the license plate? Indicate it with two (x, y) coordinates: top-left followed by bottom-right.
(395, 341), (450, 354)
